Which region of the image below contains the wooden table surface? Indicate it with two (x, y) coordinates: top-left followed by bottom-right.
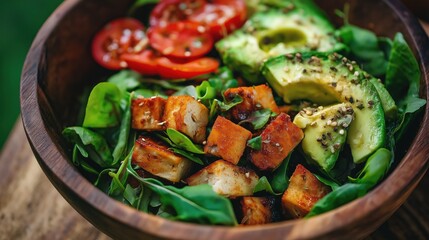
(1, 22), (429, 240)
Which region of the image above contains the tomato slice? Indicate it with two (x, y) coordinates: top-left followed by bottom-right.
(189, 0), (247, 40)
(92, 18), (147, 70)
(156, 57), (219, 79)
(120, 50), (159, 76)
(149, 0), (206, 27)
(148, 21), (213, 59)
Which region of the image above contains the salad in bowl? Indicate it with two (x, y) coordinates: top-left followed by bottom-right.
(61, 0), (426, 226)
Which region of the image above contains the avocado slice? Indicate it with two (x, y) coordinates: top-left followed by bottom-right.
(262, 53), (386, 163)
(293, 103), (354, 173)
(216, 3), (345, 84)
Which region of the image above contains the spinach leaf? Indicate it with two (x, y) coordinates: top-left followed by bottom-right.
(270, 154), (292, 193)
(350, 148), (392, 187)
(336, 25), (390, 76)
(107, 70), (141, 91)
(385, 33), (421, 101)
(307, 148), (392, 217)
(239, 109), (274, 130)
(63, 127), (113, 167)
(306, 183), (369, 218)
(134, 88), (167, 98)
(127, 167), (237, 225)
(384, 33), (426, 141)
(314, 174), (340, 191)
(166, 128), (205, 154)
(247, 136), (262, 150)
(173, 85), (197, 98)
(83, 82), (123, 128)
(253, 176), (280, 195)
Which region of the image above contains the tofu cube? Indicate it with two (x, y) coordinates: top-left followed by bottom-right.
(223, 84), (280, 122)
(204, 116), (252, 165)
(132, 136), (193, 183)
(186, 160), (259, 198)
(250, 113), (304, 171)
(131, 97), (166, 131)
(163, 96), (209, 143)
(282, 164), (331, 218)
(240, 197), (276, 225)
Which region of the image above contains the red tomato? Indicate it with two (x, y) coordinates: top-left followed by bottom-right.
(92, 18), (147, 70)
(148, 21), (213, 59)
(156, 57), (219, 79)
(120, 50), (159, 76)
(149, 0), (206, 27)
(189, 0), (247, 40)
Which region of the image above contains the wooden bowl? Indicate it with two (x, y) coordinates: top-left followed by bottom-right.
(20, 0), (429, 239)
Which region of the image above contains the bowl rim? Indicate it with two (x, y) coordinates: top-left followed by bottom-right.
(20, 0), (429, 239)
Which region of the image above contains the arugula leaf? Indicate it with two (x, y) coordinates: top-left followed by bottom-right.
(247, 136), (262, 150)
(83, 82), (123, 128)
(108, 147), (133, 197)
(112, 92), (132, 165)
(127, 167), (237, 225)
(63, 127), (113, 167)
(253, 176), (280, 195)
(166, 128), (205, 154)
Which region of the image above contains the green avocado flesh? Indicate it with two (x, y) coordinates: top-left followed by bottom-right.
(293, 103), (354, 172)
(216, 5), (344, 84)
(262, 53), (386, 163)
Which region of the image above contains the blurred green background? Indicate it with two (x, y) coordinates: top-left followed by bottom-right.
(0, 0), (62, 148)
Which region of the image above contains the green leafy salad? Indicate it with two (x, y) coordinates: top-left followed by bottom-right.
(63, 0), (426, 225)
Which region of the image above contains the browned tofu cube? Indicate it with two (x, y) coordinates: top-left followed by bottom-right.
(132, 136), (193, 183)
(282, 164), (331, 218)
(163, 95), (209, 143)
(223, 84), (280, 122)
(186, 160), (259, 198)
(204, 116), (252, 165)
(131, 97), (166, 131)
(250, 113), (304, 171)
(240, 197), (276, 225)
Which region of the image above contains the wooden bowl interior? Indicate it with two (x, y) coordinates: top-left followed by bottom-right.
(21, 0), (429, 239)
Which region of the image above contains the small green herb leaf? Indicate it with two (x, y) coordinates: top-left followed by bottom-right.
(247, 136), (262, 150)
(239, 109), (273, 130)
